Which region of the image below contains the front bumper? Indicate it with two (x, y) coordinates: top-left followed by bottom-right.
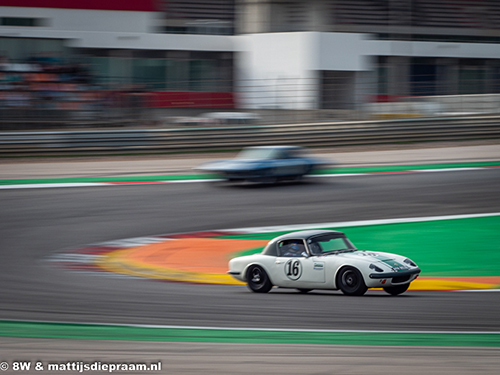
(368, 267), (420, 285)
(369, 268), (421, 280)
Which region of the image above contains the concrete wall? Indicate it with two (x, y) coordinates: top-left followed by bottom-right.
(236, 32), (319, 110)
(314, 32), (371, 71)
(0, 6), (154, 33)
(0, 6), (234, 52)
(236, 32), (372, 110)
(366, 94), (500, 117)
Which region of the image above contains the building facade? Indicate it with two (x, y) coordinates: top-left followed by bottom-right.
(238, 0), (500, 110)
(1, 0), (500, 111)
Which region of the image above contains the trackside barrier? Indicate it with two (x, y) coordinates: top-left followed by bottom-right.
(0, 115), (499, 156)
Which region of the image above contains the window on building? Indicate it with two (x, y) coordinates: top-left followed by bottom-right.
(160, 0), (235, 35)
(491, 65), (500, 94)
(189, 60), (216, 91)
(132, 59), (167, 90)
(459, 65), (485, 95)
(376, 56), (389, 97)
(86, 57), (111, 85)
(79, 50), (232, 93)
(411, 60), (437, 96)
(321, 70), (355, 109)
(165, 59), (189, 90)
(1, 17), (45, 27)
(270, 0), (309, 32)
(0, 37), (65, 63)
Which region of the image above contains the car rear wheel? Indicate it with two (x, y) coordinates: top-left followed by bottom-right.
(383, 283), (410, 296)
(337, 267), (368, 296)
(247, 265), (273, 293)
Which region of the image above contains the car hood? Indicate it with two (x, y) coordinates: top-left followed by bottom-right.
(332, 250), (411, 271)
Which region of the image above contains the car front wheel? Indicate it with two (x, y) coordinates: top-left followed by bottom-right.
(247, 265), (273, 293)
(383, 283), (410, 296)
(337, 267), (368, 296)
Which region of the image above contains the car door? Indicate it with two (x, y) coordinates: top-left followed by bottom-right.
(272, 239), (326, 288)
(270, 150), (304, 177)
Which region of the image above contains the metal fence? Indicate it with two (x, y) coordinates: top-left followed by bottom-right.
(1, 114), (499, 156)
(1, 73), (500, 131)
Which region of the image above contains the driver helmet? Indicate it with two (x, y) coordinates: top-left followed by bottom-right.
(310, 243), (321, 254)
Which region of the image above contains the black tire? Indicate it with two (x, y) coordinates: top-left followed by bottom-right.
(337, 267), (368, 296)
(383, 283), (410, 296)
(293, 166), (310, 181)
(297, 289), (312, 293)
(247, 265), (273, 293)
(259, 168), (278, 184)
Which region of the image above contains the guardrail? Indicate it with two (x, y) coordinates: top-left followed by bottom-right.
(0, 114), (499, 156)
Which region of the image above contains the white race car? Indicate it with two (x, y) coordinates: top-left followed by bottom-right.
(228, 230), (421, 296)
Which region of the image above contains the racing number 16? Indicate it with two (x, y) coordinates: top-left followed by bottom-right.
(285, 259), (302, 280)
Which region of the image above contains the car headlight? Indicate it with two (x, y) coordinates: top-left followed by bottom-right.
(369, 263), (383, 272)
(404, 258), (417, 267)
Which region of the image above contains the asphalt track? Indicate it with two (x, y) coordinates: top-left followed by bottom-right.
(2, 168), (500, 329)
(1, 144), (500, 374)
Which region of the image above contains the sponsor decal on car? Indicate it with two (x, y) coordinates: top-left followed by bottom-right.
(369, 254), (409, 272)
(314, 262), (325, 270)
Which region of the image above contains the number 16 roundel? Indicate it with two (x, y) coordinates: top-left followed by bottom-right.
(285, 259), (302, 280)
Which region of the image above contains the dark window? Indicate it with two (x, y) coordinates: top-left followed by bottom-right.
(1, 18), (43, 27)
(411, 61), (437, 96)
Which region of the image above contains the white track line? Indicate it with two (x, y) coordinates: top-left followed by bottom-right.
(0, 182), (111, 189)
(0, 166), (496, 190)
(5, 319), (500, 334)
(222, 212), (500, 234)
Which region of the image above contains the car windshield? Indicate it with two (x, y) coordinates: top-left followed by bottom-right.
(237, 148), (283, 160)
(307, 234), (357, 255)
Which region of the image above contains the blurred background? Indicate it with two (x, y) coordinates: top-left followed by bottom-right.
(1, 0), (500, 132)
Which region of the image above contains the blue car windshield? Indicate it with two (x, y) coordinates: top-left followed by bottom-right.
(307, 234), (357, 255)
(237, 148), (282, 160)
